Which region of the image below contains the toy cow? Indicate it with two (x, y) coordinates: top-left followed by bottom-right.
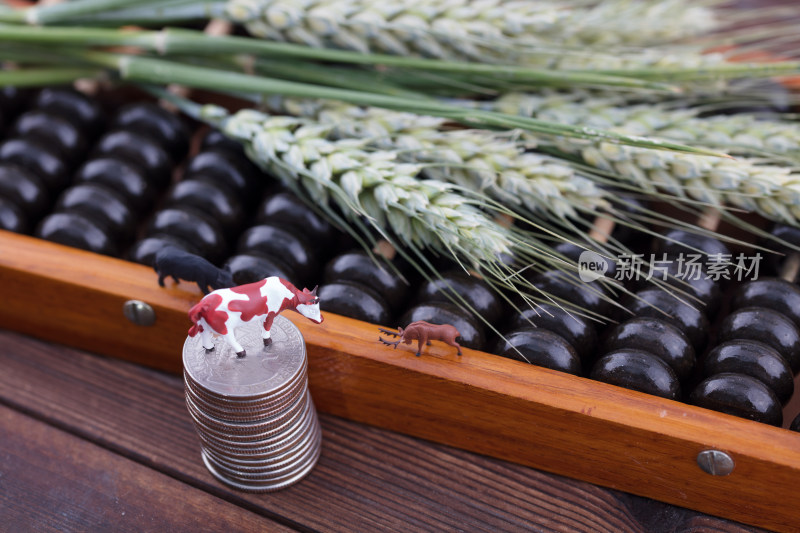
(188, 276), (323, 358)
(154, 245), (234, 295)
(379, 321), (463, 357)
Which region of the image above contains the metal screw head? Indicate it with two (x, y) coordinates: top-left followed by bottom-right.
(123, 300), (156, 326)
(697, 450), (734, 476)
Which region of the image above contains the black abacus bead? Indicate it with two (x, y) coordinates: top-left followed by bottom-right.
(164, 179), (244, 237)
(184, 149), (261, 202)
(493, 328), (581, 375)
(238, 224), (317, 282)
(510, 303), (596, 364)
(318, 281), (392, 325)
(415, 269), (504, 325)
(110, 102), (189, 159)
(93, 130), (172, 189)
(657, 229), (730, 260)
(201, 129), (247, 157)
(399, 302), (485, 350)
(791, 413), (800, 432)
(36, 212), (118, 256)
(73, 158), (155, 212)
(224, 253), (295, 286)
(146, 207), (226, 263)
(0, 163), (50, 220)
(731, 279), (800, 330)
(256, 191), (336, 246)
(704, 340), (793, 404)
(717, 307), (800, 373)
(533, 270), (610, 316)
(602, 318), (696, 382)
(0, 138), (70, 192)
(590, 349), (681, 401)
(624, 288), (709, 352)
(647, 260), (721, 318)
(55, 183), (137, 240)
(128, 235), (197, 267)
(34, 88), (104, 136)
(765, 224), (800, 274)
(324, 250), (408, 312)
(184, 150), (260, 204)
(0, 86), (31, 119)
(12, 110), (87, 165)
(689, 373), (783, 426)
(0, 197), (28, 233)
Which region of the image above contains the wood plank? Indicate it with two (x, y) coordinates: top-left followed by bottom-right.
(0, 229), (798, 531)
(0, 329), (759, 533)
(0, 405), (289, 533)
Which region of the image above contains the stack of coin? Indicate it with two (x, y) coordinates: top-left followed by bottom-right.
(182, 315), (322, 492)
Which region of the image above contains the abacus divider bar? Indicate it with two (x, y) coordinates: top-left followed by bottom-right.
(588, 215), (614, 244)
(779, 253), (800, 282)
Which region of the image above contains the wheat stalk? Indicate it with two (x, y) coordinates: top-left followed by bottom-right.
(225, 0), (721, 66)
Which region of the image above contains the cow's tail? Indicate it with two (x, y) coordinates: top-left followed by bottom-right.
(187, 301), (207, 337)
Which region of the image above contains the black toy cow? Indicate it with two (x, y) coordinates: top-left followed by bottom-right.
(153, 246), (234, 294)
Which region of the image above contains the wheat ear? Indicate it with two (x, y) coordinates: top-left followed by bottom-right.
(271, 97), (611, 220)
(225, 0), (720, 66)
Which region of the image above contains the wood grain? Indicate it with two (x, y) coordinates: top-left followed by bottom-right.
(0, 405), (287, 532)
(0, 329), (767, 533)
(0, 229), (797, 531)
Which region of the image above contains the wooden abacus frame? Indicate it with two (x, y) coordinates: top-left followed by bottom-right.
(2, 228), (800, 532)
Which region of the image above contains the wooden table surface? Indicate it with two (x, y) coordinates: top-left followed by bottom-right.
(0, 329), (772, 533)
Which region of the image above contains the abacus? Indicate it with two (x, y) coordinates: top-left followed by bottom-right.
(2, 85), (800, 532)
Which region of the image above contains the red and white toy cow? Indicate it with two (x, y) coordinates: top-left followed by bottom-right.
(188, 277), (323, 358)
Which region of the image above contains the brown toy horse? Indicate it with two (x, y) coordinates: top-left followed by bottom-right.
(379, 321), (463, 356)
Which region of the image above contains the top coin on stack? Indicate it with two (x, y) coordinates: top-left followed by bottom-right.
(183, 315), (322, 492)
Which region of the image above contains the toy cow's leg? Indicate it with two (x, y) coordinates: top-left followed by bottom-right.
(199, 324), (215, 352)
(221, 332), (246, 358)
(196, 281), (210, 295)
(416, 334), (426, 357)
(452, 340), (463, 356)
(157, 273), (166, 287)
(261, 314), (275, 346)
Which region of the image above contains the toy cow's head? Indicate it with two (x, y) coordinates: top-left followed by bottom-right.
(296, 285), (323, 324)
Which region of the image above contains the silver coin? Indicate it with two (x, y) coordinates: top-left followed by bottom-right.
(199, 410), (318, 462)
(183, 355), (307, 405)
(192, 394), (313, 448)
(184, 369), (308, 416)
(183, 359), (307, 404)
(202, 415), (320, 468)
(183, 315), (306, 400)
(208, 430), (321, 482)
(196, 403), (317, 458)
(204, 425), (321, 475)
(200, 441), (321, 493)
(201, 429), (322, 483)
(185, 387), (308, 432)
(205, 429), (321, 480)
(186, 393), (310, 441)
(184, 374), (306, 411)
(183, 377), (306, 422)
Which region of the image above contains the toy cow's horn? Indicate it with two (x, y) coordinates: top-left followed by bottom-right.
(311, 285), (318, 296)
